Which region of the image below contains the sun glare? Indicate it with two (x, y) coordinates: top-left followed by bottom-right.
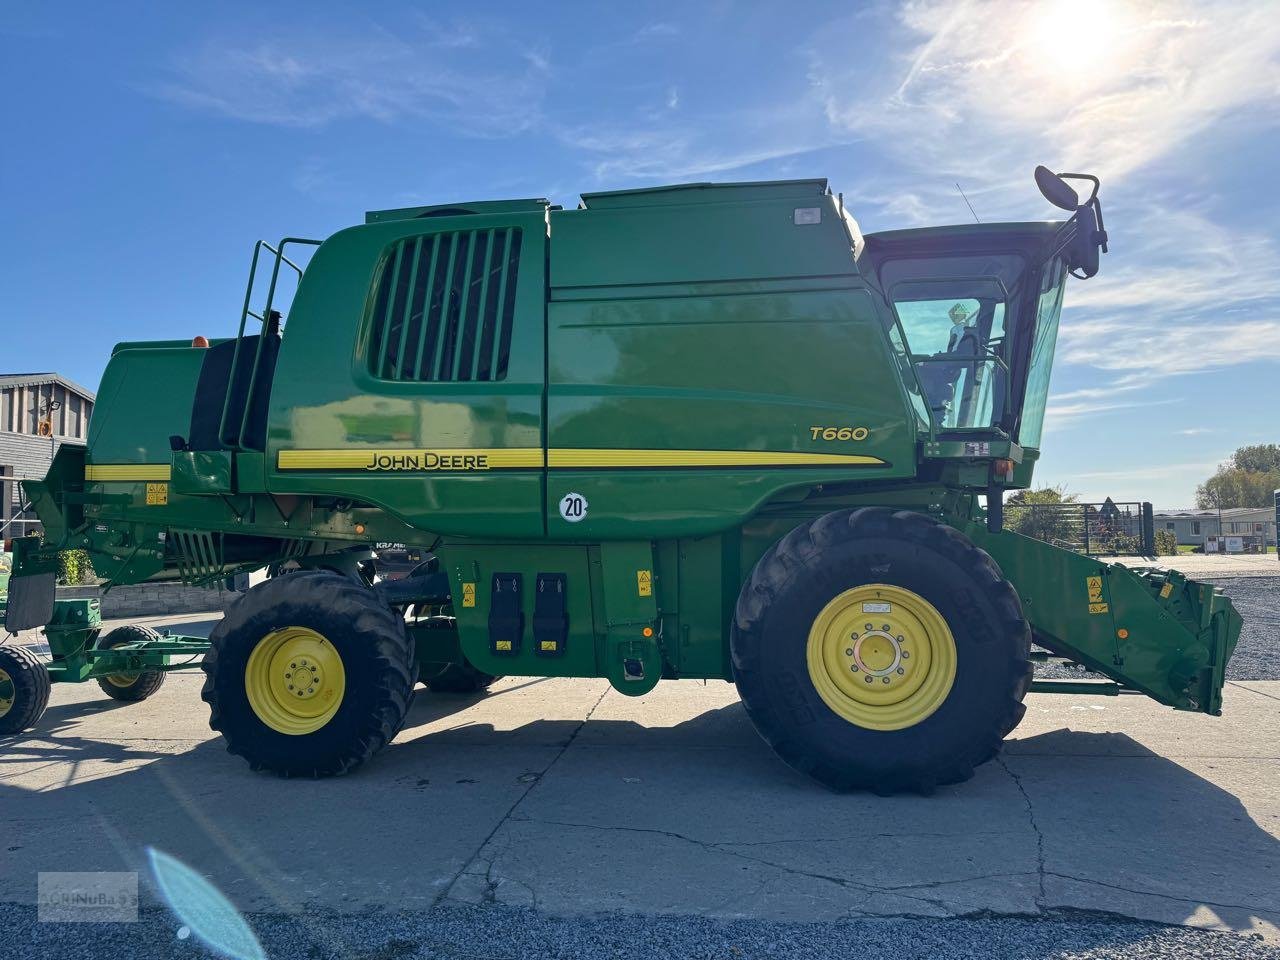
(1027, 0), (1126, 79)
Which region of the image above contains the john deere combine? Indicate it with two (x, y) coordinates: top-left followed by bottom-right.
(0, 167), (1240, 792)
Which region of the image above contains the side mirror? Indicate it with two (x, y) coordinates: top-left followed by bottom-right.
(1034, 165), (1080, 211)
(1037, 165), (1108, 279)
(1068, 204), (1103, 279)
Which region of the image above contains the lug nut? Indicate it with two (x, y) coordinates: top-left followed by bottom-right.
(882, 677), (891, 684)
(845, 648), (854, 657)
(864, 676), (873, 684)
(897, 668), (905, 675)
(901, 651), (910, 660)
(882, 624), (890, 631)
(864, 623), (873, 631)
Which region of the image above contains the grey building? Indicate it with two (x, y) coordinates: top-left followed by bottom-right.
(1, 373), (95, 537)
(1153, 507), (1276, 550)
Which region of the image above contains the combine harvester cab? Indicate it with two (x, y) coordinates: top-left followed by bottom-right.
(1, 166), (1241, 792)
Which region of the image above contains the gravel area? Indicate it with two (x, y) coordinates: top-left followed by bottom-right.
(11, 901), (1280, 960)
(1036, 574), (1280, 682)
(1203, 576), (1280, 681)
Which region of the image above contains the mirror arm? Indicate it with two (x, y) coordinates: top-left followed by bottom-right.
(1056, 172), (1101, 206)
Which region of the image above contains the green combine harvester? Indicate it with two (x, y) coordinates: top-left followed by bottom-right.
(0, 166), (1240, 792)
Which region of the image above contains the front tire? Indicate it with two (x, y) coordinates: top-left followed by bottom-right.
(201, 571), (416, 777)
(732, 508), (1031, 793)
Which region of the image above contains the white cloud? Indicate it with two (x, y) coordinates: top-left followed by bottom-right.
(815, 0), (1280, 199)
(150, 26), (549, 136)
(552, 104), (840, 182)
(1051, 199), (1280, 381)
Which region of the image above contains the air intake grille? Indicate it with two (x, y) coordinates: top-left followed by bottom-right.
(368, 227), (523, 382)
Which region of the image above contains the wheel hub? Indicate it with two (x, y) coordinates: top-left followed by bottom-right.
(0, 667), (13, 719)
(806, 584), (957, 731)
(245, 627), (346, 735)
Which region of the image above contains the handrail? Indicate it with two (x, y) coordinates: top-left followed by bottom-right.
(217, 237), (321, 448)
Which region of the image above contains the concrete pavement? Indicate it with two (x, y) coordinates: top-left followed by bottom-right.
(2, 613), (1277, 945)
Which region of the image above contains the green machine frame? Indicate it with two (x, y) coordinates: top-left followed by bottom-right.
(3, 173), (1240, 727)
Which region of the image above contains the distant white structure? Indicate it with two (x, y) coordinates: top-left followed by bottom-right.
(0, 372), (95, 537)
(1154, 507), (1275, 551)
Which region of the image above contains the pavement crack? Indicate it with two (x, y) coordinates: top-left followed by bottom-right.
(1044, 871), (1274, 913)
(998, 756), (1046, 912)
(1227, 680), (1280, 703)
(506, 815), (998, 916)
(435, 685), (610, 907)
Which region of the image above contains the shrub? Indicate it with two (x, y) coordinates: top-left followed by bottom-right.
(1154, 529), (1179, 556)
(58, 549), (95, 585)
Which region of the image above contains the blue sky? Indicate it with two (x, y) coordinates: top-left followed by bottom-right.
(3, 1), (1278, 507)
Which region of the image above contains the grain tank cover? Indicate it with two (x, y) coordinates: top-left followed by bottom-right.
(553, 178), (856, 288)
(366, 197), (549, 224)
(579, 178), (828, 210)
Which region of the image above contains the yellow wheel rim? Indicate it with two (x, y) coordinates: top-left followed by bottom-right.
(105, 672), (139, 688)
(0, 667), (13, 719)
(244, 627), (346, 736)
(806, 583), (957, 731)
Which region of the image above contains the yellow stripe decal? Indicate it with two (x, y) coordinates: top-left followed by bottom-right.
(85, 464), (172, 482)
(549, 449), (885, 468)
(276, 448), (884, 471)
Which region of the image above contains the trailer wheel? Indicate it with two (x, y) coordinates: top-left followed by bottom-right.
(732, 507), (1032, 794)
(96, 625), (168, 701)
(201, 571), (416, 777)
(0, 644), (52, 735)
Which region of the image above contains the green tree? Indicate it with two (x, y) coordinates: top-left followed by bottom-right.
(1004, 486), (1079, 544)
(1195, 445), (1280, 508)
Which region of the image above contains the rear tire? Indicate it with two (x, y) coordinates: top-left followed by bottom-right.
(96, 625), (168, 701)
(0, 644), (52, 735)
(201, 571), (416, 777)
(732, 507), (1031, 793)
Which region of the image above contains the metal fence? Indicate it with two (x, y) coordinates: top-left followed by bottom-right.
(0, 476), (41, 540)
(1005, 499), (1155, 556)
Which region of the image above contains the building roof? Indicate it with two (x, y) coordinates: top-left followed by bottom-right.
(1154, 507), (1272, 518)
(0, 372), (95, 401)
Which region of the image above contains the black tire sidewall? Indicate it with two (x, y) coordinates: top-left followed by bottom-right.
(0, 645), (51, 734)
(96, 625), (166, 700)
(204, 572), (411, 774)
(734, 511), (1028, 789)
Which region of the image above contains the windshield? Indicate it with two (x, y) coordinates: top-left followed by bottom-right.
(895, 293), (1008, 429)
(1017, 255), (1068, 449)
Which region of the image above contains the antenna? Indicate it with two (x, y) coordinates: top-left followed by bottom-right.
(956, 183), (981, 223)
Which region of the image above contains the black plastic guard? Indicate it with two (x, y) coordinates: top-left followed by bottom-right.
(4, 571), (56, 633)
(488, 573), (523, 655)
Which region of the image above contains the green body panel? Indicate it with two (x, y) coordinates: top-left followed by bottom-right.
(969, 524), (1239, 714)
(265, 209), (549, 538)
(12, 175), (1242, 718)
(445, 543), (597, 677)
(171, 450), (233, 495)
